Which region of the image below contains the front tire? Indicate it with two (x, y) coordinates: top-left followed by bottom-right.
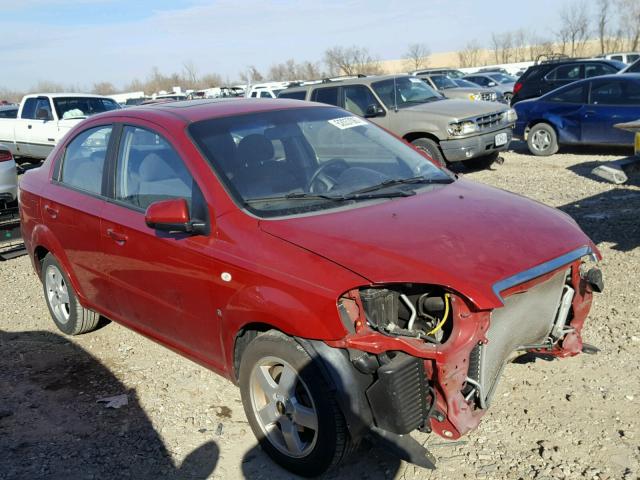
(465, 151), (500, 170)
(527, 123), (558, 157)
(41, 254), (100, 335)
(411, 138), (446, 167)
(239, 331), (352, 477)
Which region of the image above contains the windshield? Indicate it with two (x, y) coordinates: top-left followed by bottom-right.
(453, 78), (480, 88)
(189, 107), (452, 217)
(371, 77), (442, 109)
(487, 73), (515, 84)
(53, 97), (120, 119)
(429, 75), (458, 90)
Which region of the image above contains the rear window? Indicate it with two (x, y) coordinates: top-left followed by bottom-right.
(278, 90), (307, 100)
(547, 83), (587, 103)
(53, 97), (120, 119)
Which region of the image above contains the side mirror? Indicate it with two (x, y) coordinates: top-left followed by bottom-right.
(145, 198), (206, 235)
(365, 104), (385, 118)
(36, 108), (52, 121)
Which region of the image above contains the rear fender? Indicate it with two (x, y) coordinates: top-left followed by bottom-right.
(29, 223), (90, 305)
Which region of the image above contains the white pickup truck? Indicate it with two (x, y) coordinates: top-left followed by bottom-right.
(0, 93), (120, 161)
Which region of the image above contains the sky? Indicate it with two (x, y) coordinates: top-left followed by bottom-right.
(0, 0), (567, 91)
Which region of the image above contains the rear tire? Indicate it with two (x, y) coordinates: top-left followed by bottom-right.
(411, 138), (446, 167)
(239, 331), (353, 477)
(41, 254), (100, 335)
(527, 123), (558, 157)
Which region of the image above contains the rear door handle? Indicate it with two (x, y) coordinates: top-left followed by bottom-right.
(44, 205), (58, 219)
(106, 228), (128, 246)
(27, 125), (32, 129)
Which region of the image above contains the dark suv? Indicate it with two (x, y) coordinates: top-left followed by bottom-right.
(511, 59), (626, 105)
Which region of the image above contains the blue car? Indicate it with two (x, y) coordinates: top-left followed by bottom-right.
(514, 74), (640, 156)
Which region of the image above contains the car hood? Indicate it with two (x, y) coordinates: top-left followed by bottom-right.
(401, 99), (506, 121)
(259, 178), (594, 310)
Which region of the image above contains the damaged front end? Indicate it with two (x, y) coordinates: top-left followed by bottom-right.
(323, 247), (603, 468)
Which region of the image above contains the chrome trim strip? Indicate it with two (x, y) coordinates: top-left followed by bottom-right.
(492, 245), (592, 303)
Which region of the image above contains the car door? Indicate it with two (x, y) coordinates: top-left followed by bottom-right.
(543, 82), (589, 144)
(582, 78), (640, 144)
(99, 123), (224, 365)
(39, 124), (115, 314)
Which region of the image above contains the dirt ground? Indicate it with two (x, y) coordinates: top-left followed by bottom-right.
(1, 143), (638, 480)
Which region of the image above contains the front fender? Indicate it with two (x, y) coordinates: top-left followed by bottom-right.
(221, 283), (349, 375)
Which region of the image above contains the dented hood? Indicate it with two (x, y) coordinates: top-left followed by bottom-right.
(259, 179), (594, 310)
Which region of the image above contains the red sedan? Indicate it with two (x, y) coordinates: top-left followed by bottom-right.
(19, 99), (603, 475)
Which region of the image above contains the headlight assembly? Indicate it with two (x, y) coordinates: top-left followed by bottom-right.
(505, 108), (517, 123)
(448, 120), (478, 136)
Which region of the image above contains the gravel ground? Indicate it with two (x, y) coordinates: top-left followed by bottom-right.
(1, 143), (639, 480)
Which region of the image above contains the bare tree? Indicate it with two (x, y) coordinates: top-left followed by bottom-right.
(239, 66), (264, 84)
(324, 46), (383, 76)
(403, 43), (430, 71)
(182, 60), (199, 88)
(92, 82), (116, 95)
(595, 0), (611, 54)
(557, 1), (590, 57)
(617, 0), (640, 51)
(457, 41), (482, 68)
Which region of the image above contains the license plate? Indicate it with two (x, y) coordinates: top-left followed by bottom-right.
(635, 132), (640, 155)
(495, 132), (508, 146)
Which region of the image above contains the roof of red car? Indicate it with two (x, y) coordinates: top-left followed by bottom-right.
(116, 98), (320, 124)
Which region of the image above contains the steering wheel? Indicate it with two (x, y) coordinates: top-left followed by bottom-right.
(307, 158), (350, 193)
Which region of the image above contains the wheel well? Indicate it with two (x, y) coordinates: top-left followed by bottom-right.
(525, 120), (556, 139)
(403, 132), (440, 144)
(232, 323), (277, 382)
(33, 246), (49, 275)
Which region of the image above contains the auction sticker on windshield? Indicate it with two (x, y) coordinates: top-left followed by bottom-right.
(495, 132), (508, 146)
(328, 116), (369, 130)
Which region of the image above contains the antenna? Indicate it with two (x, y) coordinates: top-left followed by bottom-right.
(393, 75), (398, 112)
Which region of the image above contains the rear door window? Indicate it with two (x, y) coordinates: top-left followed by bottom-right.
(59, 125), (112, 195)
(585, 63), (619, 78)
(311, 87), (340, 106)
(278, 90), (307, 100)
(545, 64), (582, 81)
(590, 79), (640, 105)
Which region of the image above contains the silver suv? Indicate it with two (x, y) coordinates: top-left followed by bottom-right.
(279, 75), (516, 168)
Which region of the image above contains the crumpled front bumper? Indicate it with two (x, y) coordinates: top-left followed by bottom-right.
(440, 126), (513, 162)
(324, 246), (600, 444)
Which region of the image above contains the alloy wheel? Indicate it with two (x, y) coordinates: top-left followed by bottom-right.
(249, 356), (319, 458)
(45, 265), (70, 324)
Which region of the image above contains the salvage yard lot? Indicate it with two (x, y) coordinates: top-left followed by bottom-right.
(1, 145), (639, 480)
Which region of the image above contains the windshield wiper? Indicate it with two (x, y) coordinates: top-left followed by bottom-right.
(346, 175), (453, 195)
(245, 190), (416, 205)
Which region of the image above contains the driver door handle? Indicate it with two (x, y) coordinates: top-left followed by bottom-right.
(106, 228), (128, 246)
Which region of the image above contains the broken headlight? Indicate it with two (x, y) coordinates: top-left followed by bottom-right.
(447, 120), (478, 136)
(358, 286), (452, 343)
